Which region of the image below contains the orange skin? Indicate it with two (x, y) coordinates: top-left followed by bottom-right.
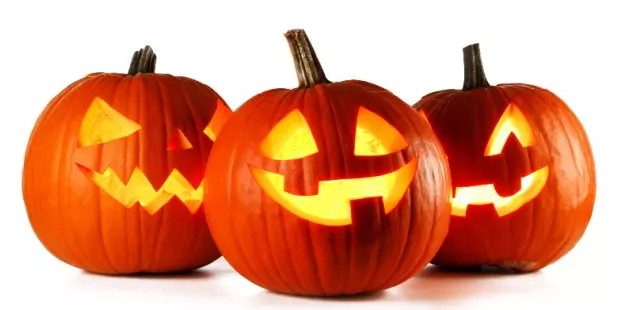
(415, 83), (596, 272)
(204, 80), (452, 296)
(23, 70), (230, 274)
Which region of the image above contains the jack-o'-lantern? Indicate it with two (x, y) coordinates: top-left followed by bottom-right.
(22, 46), (232, 275)
(203, 29), (452, 296)
(413, 43), (596, 272)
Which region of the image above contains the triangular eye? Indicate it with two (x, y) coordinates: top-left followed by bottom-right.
(484, 104), (535, 156)
(354, 107), (408, 156)
(203, 98), (232, 142)
(260, 109), (318, 160)
(78, 97), (141, 147)
(168, 128), (193, 150)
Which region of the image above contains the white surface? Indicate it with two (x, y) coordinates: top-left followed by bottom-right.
(1, 0), (618, 309)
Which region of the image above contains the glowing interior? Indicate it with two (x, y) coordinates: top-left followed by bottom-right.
(251, 159), (416, 226)
(78, 166), (204, 214)
(253, 107), (415, 226)
(451, 103), (548, 217)
(203, 98), (232, 141)
(484, 104), (535, 156)
(168, 128), (193, 150)
(260, 109), (318, 160)
(354, 107), (408, 156)
(451, 166), (549, 217)
(78, 97), (141, 147)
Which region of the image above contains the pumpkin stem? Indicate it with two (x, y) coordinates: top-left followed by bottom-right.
(128, 45), (157, 75)
(462, 43), (490, 90)
(284, 29), (331, 88)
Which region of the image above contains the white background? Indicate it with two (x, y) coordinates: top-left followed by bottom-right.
(1, 0), (618, 309)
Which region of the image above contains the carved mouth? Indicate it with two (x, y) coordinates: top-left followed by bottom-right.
(450, 166), (549, 217)
(76, 164), (204, 214)
(249, 158), (417, 226)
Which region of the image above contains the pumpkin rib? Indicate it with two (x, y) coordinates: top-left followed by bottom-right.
(389, 114), (449, 287)
(147, 74), (174, 271)
(493, 85), (547, 263)
(343, 82), (392, 291)
(175, 77), (219, 269)
(116, 76), (135, 271)
(38, 79), (94, 264)
(346, 80), (427, 290)
(516, 84), (594, 268)
(281, 88), (321, 294)
(97, 75), (130, 273)
(491, 86), (537, 262)
(131, 75), (148, 271)
(76, 75), (124, 273)
(499, 85), (561, 267)
(26, 79), (88, 270)
(229, 91), (287, 288)
(300, 82), (336, 294)
(319, 84), (355, 294)
(521, 84), (581, 269)
(263, 88), (307, 294)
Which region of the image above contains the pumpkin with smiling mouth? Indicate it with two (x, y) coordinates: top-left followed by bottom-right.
(414, 43), (596, 272)
(22, 46), (232, 275)
(203, 29), (452, 296)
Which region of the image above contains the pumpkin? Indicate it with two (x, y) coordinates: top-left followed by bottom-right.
(413, 43), (596, 272)
(203, 29), (452, 296)
(22, 45), (232, 274)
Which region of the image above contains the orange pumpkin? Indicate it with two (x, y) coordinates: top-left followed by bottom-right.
(413, 43), (596, 272)
(22, 46), (232, 274)
(204, 29), (452, 296)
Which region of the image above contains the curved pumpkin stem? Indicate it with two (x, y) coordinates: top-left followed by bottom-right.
(284, 29), (330, 88)
(128, 45), (157, 75)
(462, 43), (490, 90)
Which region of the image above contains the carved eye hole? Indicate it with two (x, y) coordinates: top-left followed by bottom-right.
(484, 103), (536, 156)
(260, 109), (318, 160)
(203, 98), (233, 142)
(78, 97), (141, 148)
(354, 107), (408, 156)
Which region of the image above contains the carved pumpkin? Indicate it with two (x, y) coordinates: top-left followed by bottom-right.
(203, 29), (452, 296)
(413, 43), (596, 272)
(22, 46), (232, 274)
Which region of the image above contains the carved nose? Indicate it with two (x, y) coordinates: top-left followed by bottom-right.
(493, 133), (530, 197)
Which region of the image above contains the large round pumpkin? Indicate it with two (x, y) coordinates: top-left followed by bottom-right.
(204, 29), (452, 296)
(22, 46), (231, 274)
(413, 43), (596, 272)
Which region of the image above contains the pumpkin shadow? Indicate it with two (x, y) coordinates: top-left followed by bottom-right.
(246, 289), (388, 306)
(66, 259), (237, 298)
(401, 265), (543, 301)
(81, 268), (214, 280)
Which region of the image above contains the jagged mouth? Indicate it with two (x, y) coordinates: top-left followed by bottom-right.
(76, 164), (204, 214)
(450, 166), (549, 217)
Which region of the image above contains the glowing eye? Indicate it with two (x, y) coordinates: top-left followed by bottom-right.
(260, 109), (319, 160)
(484, 103), (535, 156)
(203, 98), (233, 142)
(354, 107), (408, 156)
(78, 97), (141, 148)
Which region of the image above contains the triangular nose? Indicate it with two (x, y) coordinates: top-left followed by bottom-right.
(168, 128), (193, 151)
(494, 133), (529, 197)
